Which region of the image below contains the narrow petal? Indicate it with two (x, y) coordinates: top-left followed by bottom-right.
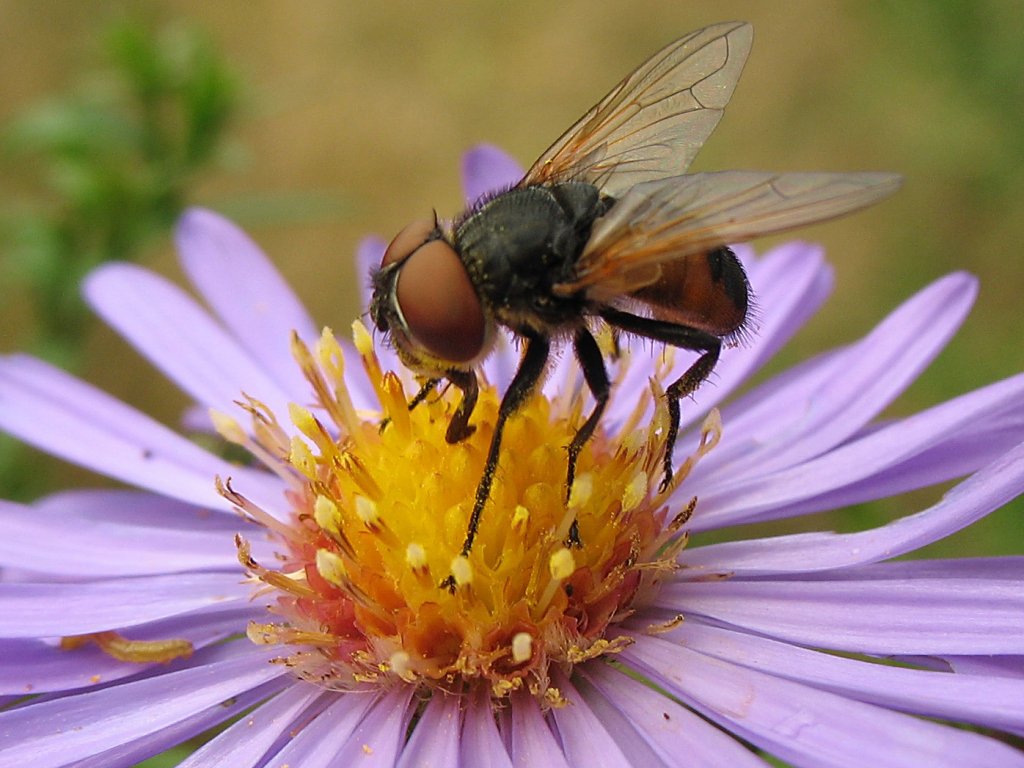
(0, 643), (285, 768)
(77, 681), (281, 768)
(263, 689), (380, 768)
(461, 686), (514, 768)
(578, 662), (770, 768)
(510, 689), (571, 768)
(687, 273), (975, 499)
(0, 499), (257, 576)
(0, 355), (283, 513)
(397, 692), (461, 768)
(0, 572), (254, 636)
(548, 668), (636, 767)
(681, 242), (834, 425)
(682, 439), (1024, 574)
(624, 635), (1024, 768)
(655, 570), (1024, 655)
(325, 686), (414, 767)
(0, 610), (255, 694)
(357, 235), (407, 381)
(175, 208), (321, 401)
(178, 684), (327, 768)
(660, 622), (1024, 734)
(751, 272), (975, 472)
(692, 369), (1024, 530)
(356, 236), (387, 310)
(83, 262), (296, 424)
(462, 143), (524, 204)
(945, 656), (1024, 679)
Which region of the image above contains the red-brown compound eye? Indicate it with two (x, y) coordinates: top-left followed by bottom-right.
(395, 239), (487, 364)
(382, 219), (436, 267)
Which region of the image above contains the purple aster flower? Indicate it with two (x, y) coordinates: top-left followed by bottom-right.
(1, 145), (1024, 767)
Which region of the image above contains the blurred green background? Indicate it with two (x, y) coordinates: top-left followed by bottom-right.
(1, 2), (1022, 539)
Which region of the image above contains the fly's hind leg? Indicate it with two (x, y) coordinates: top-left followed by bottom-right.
(599, 307), (721, 491)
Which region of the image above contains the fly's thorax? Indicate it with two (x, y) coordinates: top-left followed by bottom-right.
(454, 182), (606, 327)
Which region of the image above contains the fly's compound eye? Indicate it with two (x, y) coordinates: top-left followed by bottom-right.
(382, 219), (437, 267)
(395, 238), (488, 364)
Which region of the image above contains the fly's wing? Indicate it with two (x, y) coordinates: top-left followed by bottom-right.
(557, 170), (902, 301)
(519, 22), (753, 197)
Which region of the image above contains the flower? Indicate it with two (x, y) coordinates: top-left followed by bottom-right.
(1, 145), (1024, 766)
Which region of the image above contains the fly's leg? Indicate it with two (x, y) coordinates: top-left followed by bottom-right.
(599, 307), (721, 491)
(444, 369), (479, 443)
(442, 333), (550, 591)
(564, 328), (610, 547)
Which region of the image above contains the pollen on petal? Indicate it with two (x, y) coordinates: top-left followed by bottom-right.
(316, 549), (347, 587)
(568, 473), (593, 510)
(450, 555), (473, 587)
(549, 548), (576, 581)
(511, 632), (533, 664)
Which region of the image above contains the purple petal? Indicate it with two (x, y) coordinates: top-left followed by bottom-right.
(682, 438), (1024, 574)
(709, 272), (975, 484)
(945, 656), (1024, 678)
(175, 208), (321, 402)
(623, 635), (1024, 767)
(461, 686), (514, 768)
(654, 568), (1024, 655)
(462, 144), (524, 204)
(179, 684), (327, 768)
(0, 610), (255, 694)
(691, 364), (1024, 531)
(0, 572), (254, 636)
(357, 236), (387, 309)
(578, 663), (770, 767)
(678, 241), (834, 428)
(510, 689), (571, 767)
(658, 621), (1024, 734)
(0, 498), (256, 576)
(264, 689), (380, 767)
(84, 262), (296, 425)
(548, 668), (635, 767)
(397, 691), (461, 768)
(0, 355), (283, 513)
(79, 681), (282, 767)
(0, 643), (285, 766)
(325, 686), (414, 767)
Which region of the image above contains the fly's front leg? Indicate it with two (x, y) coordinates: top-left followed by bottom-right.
(565, 328), (610, 547)
(444, 369), (479, 444)
(599, 307), (721, 491)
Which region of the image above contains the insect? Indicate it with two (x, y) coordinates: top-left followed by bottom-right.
(369, 21), (900, 579)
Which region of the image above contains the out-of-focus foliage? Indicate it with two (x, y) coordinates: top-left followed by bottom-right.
(1, 20), (238, 366)
(0, 21), (238, 500)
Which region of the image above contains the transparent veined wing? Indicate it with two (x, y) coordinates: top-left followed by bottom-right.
(520, 22), (753, 197)
(557, 170), (902, 300)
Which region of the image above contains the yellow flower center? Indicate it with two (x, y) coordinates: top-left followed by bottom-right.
(217, 324), (720, 700)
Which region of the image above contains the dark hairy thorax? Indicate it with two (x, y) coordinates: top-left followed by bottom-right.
(454, 181), (610, 332)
